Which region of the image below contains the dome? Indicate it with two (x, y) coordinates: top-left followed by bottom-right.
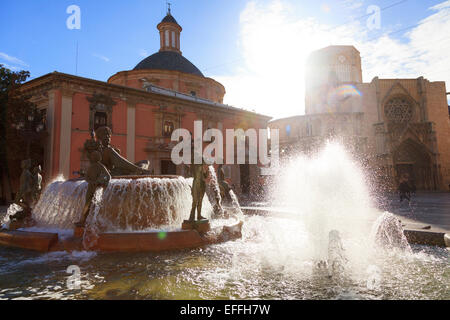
(133, 51), (204, 77)
(160, 13), (180, 26)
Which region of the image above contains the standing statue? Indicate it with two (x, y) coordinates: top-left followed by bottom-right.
(31, 165), (42, 204)
(10, 159), (34, 222)
(94, 126), (151, 176)
(15, 159), (34, 208)
(189, 156), (208, 221)
(75, 150), (111, 227)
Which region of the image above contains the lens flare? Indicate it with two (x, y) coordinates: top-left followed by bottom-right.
(158, 232), (167, 240)
(334, 84), (361, 98)
(325, 84), (362, 113)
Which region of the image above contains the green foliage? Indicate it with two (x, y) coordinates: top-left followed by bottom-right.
(0, 64), (46, 200)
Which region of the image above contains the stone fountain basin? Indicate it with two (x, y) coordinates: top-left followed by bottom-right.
(240, 207), (450, 248)
(0, 220), (243, 253)
(68, 174), (181, 182)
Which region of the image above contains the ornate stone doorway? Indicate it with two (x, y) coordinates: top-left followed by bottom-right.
(393, 139), (433, 190)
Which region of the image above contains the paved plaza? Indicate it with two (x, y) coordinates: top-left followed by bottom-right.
(377, 192), (450, 233)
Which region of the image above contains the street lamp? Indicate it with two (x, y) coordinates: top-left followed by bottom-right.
(12, 111), (46, 159)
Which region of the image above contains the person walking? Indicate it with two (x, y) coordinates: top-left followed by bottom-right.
(398, 179), (411, 203)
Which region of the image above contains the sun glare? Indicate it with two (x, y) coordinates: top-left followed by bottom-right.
(215, 1), (358, 119)
(214, 0), (450, 119)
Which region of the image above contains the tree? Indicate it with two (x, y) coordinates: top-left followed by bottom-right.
(0, 64), (46, 204)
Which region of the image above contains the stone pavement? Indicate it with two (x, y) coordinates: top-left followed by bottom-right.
(377, 192), (450, 233)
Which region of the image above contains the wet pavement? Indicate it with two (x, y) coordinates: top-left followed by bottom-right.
(378, 192), (450, 233)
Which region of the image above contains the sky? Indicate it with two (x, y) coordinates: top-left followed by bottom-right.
(1, 0), (450, 119)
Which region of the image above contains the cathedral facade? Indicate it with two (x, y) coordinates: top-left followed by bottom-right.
(20, 11), (270, 195)
(269, 46), (450, 191)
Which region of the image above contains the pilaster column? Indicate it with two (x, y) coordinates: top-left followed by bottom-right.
(126, 103), (136, 162)
(59, 91), (73, 178)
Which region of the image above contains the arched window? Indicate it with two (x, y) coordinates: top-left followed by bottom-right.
(171, 31), (176, 47)
(165, 30), (169, 47)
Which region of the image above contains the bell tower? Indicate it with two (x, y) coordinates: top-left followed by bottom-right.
(157, 4), (182, 54)
(305, 46), (363, 114)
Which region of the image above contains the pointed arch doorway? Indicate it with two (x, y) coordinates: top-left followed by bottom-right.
(393, 139), (434, 190)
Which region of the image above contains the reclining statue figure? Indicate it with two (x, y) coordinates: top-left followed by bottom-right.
(94, 126), (151, 176)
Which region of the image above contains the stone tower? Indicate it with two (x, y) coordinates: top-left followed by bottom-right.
(305, 46), (363, 114)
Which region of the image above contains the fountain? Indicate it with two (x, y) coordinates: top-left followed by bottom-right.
(0, 140), (448, 300)
(0, 127), (243, 252)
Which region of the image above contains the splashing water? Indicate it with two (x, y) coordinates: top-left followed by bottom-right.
(371, 212), (411, 252)
(225, 141), (416, 286)
(32, 179), (86, 229)
(1, 203), (23, 229)
(179, 141), (446, 300)
(0, 142), (448, 300)
(228, 190), (243, 216)
(270, 142), (378, 262)
(206, 165), (244, 218)
(31, 176), (213, 232)
(206, 166), (225, 218)
(327, 230), (348, 276)
(83, 188), (105, 250)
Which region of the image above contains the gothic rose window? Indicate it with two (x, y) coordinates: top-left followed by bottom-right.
(385, 98), (413, 123)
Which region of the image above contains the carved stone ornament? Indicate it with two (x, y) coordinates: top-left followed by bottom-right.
(385, 97), (413, 123)
(87, 93), (117, 131)
(374, 123), (385, 134)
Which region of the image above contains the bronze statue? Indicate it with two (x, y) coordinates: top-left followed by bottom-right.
(83, 130), (102, 160)
(189, 155), (208, 221)
(31, 165), (42, 203)
(94, 126), (151, 176)
(15, 159), (34, 208)
(75, 150), (111, 227)
(9, 159), (34, 223)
